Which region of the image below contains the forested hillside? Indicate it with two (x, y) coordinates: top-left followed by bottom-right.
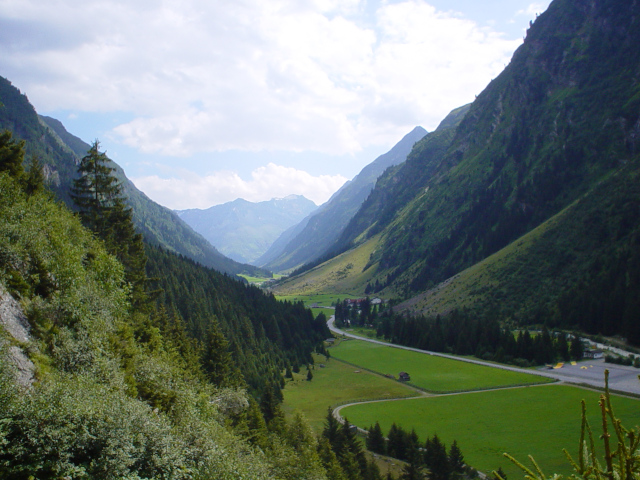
(0, 131), (384, 479)
(285, 0), (640, 342)
(0, 76), (268, 277)
(145, 245), (329, 398)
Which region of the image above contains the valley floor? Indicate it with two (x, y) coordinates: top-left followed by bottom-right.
(327, 316), (640, 396)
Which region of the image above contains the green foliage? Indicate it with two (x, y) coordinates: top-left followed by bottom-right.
(0, 374), (188, 479)
(375, 309), (580, 366)
(0, 137), (337, 479)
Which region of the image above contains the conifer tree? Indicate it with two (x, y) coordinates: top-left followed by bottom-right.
(366, 421), (387, 455)
(202, 319), (236, 387)
(401, 447), (426, 480)
(71, 140), (148, 308)
(570, 336), (584, 360)
(425, 435), (450, 480)
(24, 155), (46, 195)
(72, 140), (122, 233)
(323, 407), (344, 452)
(318, 437), (348, 480)
(0, 130), (25, 179)
(448, 440), (465, 479)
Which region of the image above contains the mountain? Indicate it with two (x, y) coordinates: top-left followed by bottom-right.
(0, 76), (267, 277)
(0, 133), (334, 478)
(257, 125), (428, 272)
(274, 0), (640, 341)
(176, 195), (317, 264)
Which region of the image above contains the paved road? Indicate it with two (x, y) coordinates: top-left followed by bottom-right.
(327, 316), (640, 395)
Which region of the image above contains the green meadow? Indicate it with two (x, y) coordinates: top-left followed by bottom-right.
(329, 339), (554, 393)
(339, 384), (640, 478)
(282, 354), (417, 433)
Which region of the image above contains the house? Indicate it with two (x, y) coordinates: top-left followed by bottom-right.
(399, 372), (410, 381)
(583, 349), (604, 359)
(325, 338), (335, 344)
(371, 298), (383, 305)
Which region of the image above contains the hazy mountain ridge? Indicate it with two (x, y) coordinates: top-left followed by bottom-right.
(258, 126), (427, 272)
(176, 195), (317, 264)
(0, 76), (267, 277)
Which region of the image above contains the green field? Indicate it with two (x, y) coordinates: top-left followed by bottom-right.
(330, 339), (554, 393)
(282, 354), (417, 433)
(340, 384), (640, 478)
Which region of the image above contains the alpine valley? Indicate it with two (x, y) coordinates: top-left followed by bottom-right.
(273, 0), (640, 345)
(1, 0), (640, 479)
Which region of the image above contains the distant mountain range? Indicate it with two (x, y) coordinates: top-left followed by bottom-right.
(273, 0), (640, 344)
(176, 195), (317, 264)
(257, 126), (428, 271)
(0, 76), (268, 277)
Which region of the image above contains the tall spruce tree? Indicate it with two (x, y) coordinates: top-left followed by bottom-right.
(72, 140), (122, 233)
(71, 140), (148, 308)
(448, 440), (465, 479)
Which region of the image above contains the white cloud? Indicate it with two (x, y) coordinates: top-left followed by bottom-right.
(131, 163), (347, 210)
(517, 3), (551, 17)
(1, 0), (521, 158)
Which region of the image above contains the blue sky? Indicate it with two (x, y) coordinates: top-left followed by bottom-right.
(0, 0), (550, 209)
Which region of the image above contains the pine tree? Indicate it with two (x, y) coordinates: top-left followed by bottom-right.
(202, 319), (236, 386)
(318, 437), (348, 480)
(387, 423), (406, 460)
(401, 448), (426, 480)
(448, 440), (465, 479)
(72, 140), (123, 233)
(570, 336), (584, 360)
(366, 421), (387, 455)
(323, 407), (344, 452)
(24, 155), (46, 195)
(260, 384), (285, 432)
(0, 130), (25, 179)
(307, 367), (313, 381)
(425, 435), (450, 480)
(71, 140), (148, 308)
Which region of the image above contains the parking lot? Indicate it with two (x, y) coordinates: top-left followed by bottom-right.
(538, 358), (640, 395)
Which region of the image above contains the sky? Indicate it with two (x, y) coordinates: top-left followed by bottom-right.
(0, 0), (550, 210)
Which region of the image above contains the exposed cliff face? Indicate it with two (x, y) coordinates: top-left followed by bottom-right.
(0, 285), (35, 387)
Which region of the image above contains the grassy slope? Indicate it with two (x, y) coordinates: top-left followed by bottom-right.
(271, 233), (383, 296)
(397, 161), (640, 320)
